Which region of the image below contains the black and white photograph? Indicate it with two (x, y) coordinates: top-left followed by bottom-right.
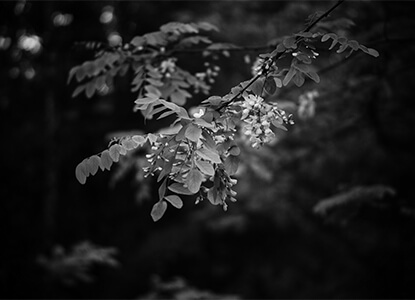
(1, 0), (415, 298)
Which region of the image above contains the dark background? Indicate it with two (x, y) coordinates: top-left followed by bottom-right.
(1, 1), (415, 298)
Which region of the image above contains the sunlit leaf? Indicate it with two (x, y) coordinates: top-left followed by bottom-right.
(164, 195), (183, 209)
(195, 159), (215, 176)
(132, 135), (146, 146)
(157, 110), (176, 120)
(75, 160), (88, 184)
(201, 131), (216, 150)
(196, 147), (221, 164)
(151, 201), (167, 222)
(185, 124), (202, 142)
(122, 138), (138, 150)
(119, 145), (127, 156)
(109, 144), (122, 162)
(194, 118), (214, 129)
(207, 188), (221, 205)
(147, 133), (158, 144)
(134, 97), (158, 105)
(100, 150), (113, 171)
(159, 99), (190, 119)
(158, 160), (174, 182)
(144, 85), (162, 98)
(186, 168), (203, 193)
(168, 182), (195, 195)
(87, 155), (101, 176)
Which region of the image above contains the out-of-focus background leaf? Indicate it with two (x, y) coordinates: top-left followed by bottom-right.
(1, 1), (415, 298)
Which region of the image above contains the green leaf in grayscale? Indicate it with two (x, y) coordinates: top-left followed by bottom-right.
(164, 195), (183, 209)
(151, 201), (167, 222)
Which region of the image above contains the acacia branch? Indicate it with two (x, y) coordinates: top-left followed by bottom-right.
(216, 0), (346, 112)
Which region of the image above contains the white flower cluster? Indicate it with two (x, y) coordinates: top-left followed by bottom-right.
(298, 90), (318, 120)
(251, 57), (275, 77)
(241, 94), (293, 148)
(251, 57), (265, 76)
(159, 58), (176, 77)
(195, 62), (220, 84)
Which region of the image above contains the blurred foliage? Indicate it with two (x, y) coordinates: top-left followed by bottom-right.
(37, 241), (118, 286)
(137, 275), (239, 300)
(2, 1), (415, 299)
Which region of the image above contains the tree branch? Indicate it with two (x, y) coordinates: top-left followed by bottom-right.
(303, 0), (345, 33)
(216, 0), (346, 112)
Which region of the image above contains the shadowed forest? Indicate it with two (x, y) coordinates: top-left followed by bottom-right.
(2, 1), (415, 299)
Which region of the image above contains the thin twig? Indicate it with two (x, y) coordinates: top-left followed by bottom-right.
(303, 0), (345, 33)
(216, 0), (346, 111)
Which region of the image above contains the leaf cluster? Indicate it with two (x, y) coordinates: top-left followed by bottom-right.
(71, 4), (379, 221)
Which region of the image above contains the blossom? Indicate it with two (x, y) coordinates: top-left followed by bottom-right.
(160, 58), (176, 75)
(240, 94), (293, 148)
(298, 90), (318, 120)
